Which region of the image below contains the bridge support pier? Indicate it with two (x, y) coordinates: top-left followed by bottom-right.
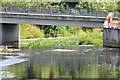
(0, 24), (2, 45)
(103, 28), (120, 48)
(0, 23), (20, 48)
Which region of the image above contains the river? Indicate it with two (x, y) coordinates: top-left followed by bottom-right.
(1, 45), (120, 79)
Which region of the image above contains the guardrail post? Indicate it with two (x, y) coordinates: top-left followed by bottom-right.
(96, 10), (98, 18)
(118, 10), (120, 28)
(26, 6), (28, 13)
(50, 8), (52, 15)
(10, 7), (13, 13)
(37, 7), (38, 13)
(70, 8), (71, 15)
(73, 9), (75, 16)
(5, 6), (7, 12)
(28, 6), (29, 13)
(92, 9), (93, 16)
(113, 10), (116, 17)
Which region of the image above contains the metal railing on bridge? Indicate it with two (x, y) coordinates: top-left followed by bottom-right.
(1, 5), (119, 17)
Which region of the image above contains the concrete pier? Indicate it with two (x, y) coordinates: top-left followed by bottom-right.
(0, 23), (20, 48)
(0, 24), (2, 45)
(103, 12), (120, 48)
(103, 28), (120, 48)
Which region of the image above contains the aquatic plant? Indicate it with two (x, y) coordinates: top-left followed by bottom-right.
(0, 46), (19, 52)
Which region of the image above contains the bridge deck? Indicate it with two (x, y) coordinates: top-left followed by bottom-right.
(0, 12), (107, 28)
(0, 12), (106, 19)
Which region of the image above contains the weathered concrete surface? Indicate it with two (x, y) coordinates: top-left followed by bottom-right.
(0, 12), (105, 28)
(0, 24), (2, 44)
(2, 23), (20, 48)
(1, 12), (105, 22)
(103, 28), (120, 47)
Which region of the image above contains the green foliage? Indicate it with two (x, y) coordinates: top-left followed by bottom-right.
(29, 29), (103, 47)
(40, 25), (72, 38)
(20, 24), (44, 39)
(2, 2), (61, 7)
(76, 2), (117, 10)
(20, 24), (103, 47)
(117, 1), (120, 10)
(2, 2), (118, 10)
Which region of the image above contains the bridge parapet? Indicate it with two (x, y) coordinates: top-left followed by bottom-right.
(1, 5), (113, 17)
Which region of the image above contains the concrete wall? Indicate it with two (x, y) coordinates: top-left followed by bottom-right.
(2, 23), (20, 48)
(1, 13), (104, 28)
(103, 28), (120, 47)
(0, 24), (2, 44)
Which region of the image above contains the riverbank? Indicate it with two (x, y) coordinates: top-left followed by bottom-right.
(22, 29), (103, 47)
(0, 46), (20, 52)
(28, 37), (102, 47)
(20, 24), (103, 48)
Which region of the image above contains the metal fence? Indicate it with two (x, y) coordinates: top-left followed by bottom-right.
(1, 5), (118, 17)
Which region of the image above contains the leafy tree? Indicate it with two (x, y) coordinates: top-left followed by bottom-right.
(117, 1), (120, 10)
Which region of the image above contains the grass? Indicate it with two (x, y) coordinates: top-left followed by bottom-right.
(28, 29), (103, 47)
(20, 24), (44, 39)
(19, 24), (103, 47)
(20, 40), (30, 48)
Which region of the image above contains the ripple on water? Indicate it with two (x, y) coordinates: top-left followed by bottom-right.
(52, 49), (77, 52)
(0, 53), (28, 68)
(0, 58), (27, 68)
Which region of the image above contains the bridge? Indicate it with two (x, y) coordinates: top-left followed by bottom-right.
(1, 12), (105, 28)
(1, 5), (114, 27)
(0, 5), (119, 48)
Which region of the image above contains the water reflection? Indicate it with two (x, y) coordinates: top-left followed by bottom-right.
(2, 46), (120, 78)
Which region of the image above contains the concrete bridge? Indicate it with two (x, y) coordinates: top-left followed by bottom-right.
(1, 12), (105, 28)
(0, 5), (119, 48)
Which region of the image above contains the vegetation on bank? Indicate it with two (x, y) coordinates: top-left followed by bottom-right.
(0, 46), (20, 52)
(20, 24), (44, 39)
(19, 24), (103, 47)
(20, 24), (97, 38)
(28, 29), (103, 47)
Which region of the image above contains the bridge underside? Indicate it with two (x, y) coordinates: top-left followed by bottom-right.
(0, 13), (104, 48)
(1, 17), (103, 28)
(0, 23), (20, 48)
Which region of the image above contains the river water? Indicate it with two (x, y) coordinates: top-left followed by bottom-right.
(1, 45), (120, 79)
